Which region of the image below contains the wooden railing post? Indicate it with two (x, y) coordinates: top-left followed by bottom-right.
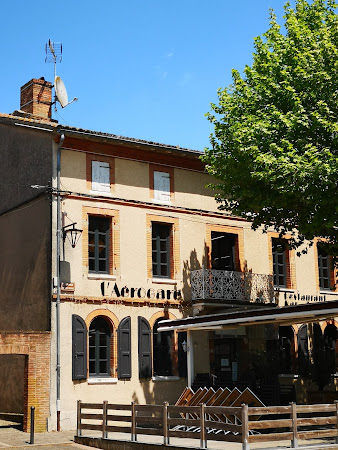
(335, 400), (338, 444)
(102, 400), (108, 439)
(241, 403), (249, 450)
(290, 402), (298, 448)
(200, 403), (206, 449)
(163, 401), (169, 445)
(131, 401), (136, 442)
(77, 400), (82, 437)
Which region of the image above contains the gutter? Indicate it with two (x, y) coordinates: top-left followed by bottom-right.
(56, 132), (65, 431)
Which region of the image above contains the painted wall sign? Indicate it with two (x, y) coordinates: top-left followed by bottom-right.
(100, 282), (182, 301)
(283, 291), (327, 305)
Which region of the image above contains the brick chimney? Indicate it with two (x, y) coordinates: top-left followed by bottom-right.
(20, 77), (52, 119)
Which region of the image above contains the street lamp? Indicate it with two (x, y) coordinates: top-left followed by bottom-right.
(62, 222), (82, 248)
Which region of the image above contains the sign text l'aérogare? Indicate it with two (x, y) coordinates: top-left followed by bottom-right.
(101, 282), (182, 301)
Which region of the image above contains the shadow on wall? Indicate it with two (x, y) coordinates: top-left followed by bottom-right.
(132, 379), (188, 406)
(181, 245), (209, 316)
(132, 380), (154, 406)
(0, 196), (51, 331)
(131, 245), (209, 406)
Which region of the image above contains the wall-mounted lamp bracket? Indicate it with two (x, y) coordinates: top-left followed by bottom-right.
(62, 222), (82, 248)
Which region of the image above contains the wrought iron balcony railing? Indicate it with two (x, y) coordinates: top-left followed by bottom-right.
(190, 269), (275, 304)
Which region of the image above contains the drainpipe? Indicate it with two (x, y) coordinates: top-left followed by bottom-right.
(56, 133), (65, 431)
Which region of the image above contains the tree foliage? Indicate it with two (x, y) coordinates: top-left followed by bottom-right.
(203, 0), (338, 259)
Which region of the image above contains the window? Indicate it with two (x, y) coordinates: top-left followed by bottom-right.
(89, 317), (111, 377)
(154, 171), (170, 202)
(147, 214), (179, 280)
(92, 161), (110, 193)
(318, 245), (331, 290)
(138, 317), (152, 378)
(152, 223), (171, 278)
(149, 165), (174, 203)
(211, 232), (236, 271)
(88, 216), (110, 273)
(207, 225), (244, 273)
(153, 318), (173, 376)
(118, 317), (131, 379)
(272, 239), (287, 287)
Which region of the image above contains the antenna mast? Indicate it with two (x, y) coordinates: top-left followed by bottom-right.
(45, 39), (62, 112)
(45, 39), (77, 112)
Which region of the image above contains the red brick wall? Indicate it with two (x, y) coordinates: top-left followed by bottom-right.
(20, 79), (52, 119)
(0, 332), (51, 432)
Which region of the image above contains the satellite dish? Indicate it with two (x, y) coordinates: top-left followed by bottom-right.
(55, 76), (68, 107)
(54, 75), (78, 108)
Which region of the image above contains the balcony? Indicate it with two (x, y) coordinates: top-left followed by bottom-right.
(190, 269), (275, 304)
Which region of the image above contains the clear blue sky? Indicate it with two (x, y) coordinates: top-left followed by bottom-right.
(0, 1), (290, 151)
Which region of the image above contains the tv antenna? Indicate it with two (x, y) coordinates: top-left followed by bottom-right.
(45, 39), (78, 111)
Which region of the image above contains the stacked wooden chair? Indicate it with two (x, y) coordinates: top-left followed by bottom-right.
(174, 386), (264, 434)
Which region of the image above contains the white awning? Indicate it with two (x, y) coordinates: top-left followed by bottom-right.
(157, 300), (338, 332)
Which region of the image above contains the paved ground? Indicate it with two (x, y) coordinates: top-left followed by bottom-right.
(0, 419), (87, 449)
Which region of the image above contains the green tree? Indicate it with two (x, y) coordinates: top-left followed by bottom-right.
(203, 0), (338, 260)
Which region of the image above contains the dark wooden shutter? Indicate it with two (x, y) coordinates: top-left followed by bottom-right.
(138, 317), (152, 378)
(118, 317), (131, 379)
(72, 315), (87, 380)
(178, 332), (187, 377)
(153, 320), (173, 376)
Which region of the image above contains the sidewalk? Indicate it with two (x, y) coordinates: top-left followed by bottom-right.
(0, 419), (81, 448)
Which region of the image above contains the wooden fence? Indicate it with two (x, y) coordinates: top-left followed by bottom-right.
(77, 400), (338, 450)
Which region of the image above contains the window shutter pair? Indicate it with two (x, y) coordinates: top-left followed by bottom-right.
(138, 317), (152, 378)
(72, 314), (132, 380)
(154, 171), (170, 202)
(92, 161), (110, 193)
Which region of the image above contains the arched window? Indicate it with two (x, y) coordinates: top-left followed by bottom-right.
(153, 318), (173, 376)
(89, 317), (111, 377)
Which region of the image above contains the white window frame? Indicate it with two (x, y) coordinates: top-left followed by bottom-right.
(92, 161), (110, 193)
(153, 171), (170, 203)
